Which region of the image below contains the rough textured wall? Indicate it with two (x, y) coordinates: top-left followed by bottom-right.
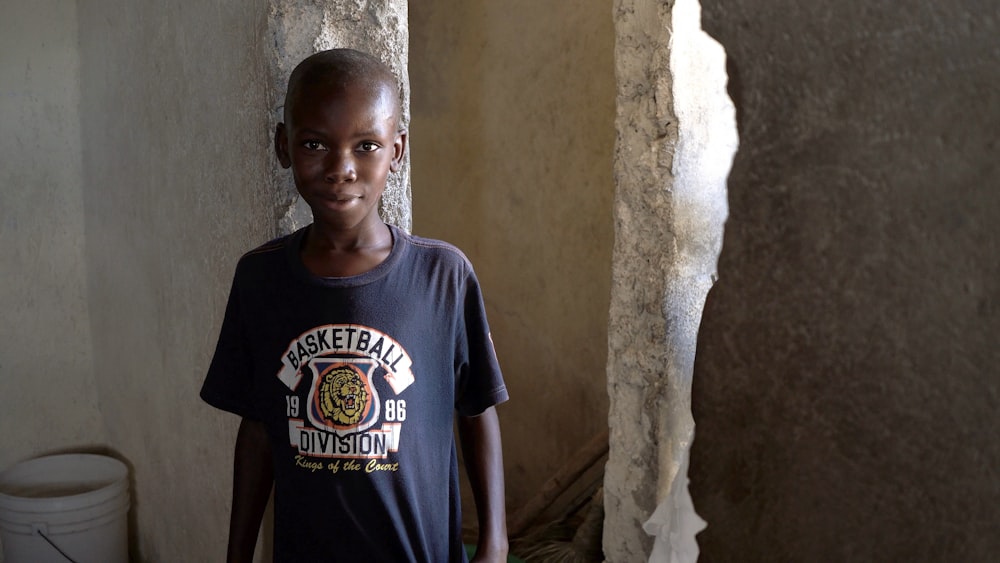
(691, 0), (1000, 560)
(271, 0), (411, 234)
(606, 0), (735, 559)
(409, 0), (615, 516)
(0, 0), (105, 471)
(77, 2), (273, 560)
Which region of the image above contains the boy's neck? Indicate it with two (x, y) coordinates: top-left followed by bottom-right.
(300, 220), (393, 278)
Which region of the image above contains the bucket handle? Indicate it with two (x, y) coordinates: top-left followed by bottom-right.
(31, 523), (81, 563)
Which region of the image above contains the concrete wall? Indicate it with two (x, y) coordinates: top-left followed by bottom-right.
(606, 0), (736, 558)
(0, 0), (105, 472)
(691, 0), (1000, 560)
(271, 0), (411, 235)
(409, 0), (616, 514)
(77, 2), (274, 560)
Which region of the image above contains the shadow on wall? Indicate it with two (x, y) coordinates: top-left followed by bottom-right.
(690, 1), (1000, 561)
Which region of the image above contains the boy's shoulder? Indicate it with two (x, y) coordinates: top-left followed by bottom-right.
(229, 232), (297, 284)
(237, 232), (293, 264)
(393, 227), (474, 273)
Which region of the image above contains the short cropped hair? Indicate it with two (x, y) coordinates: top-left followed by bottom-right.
(283, 49), (401, 127)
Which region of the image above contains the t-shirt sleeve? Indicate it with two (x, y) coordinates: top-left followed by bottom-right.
(454, 268), (509, 417)
(200, 268), (258, 419)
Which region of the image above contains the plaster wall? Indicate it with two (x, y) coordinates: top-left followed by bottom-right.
(409, 0), (615, 512)
(77, 2), (274, 560)
(691, 0), (1000, 560)
(0, 0), (105, 471)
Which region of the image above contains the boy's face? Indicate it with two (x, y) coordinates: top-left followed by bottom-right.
(275, 80), (405, 231)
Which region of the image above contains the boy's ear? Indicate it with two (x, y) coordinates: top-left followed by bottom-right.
(390, 129), (408, 173)
(274, 123), (291, 169)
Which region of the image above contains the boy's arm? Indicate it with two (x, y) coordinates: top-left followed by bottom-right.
(457, 406), (508, 563)
(227, 417), (274, 563)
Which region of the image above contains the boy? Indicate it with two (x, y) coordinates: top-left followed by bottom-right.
(201, 49), (509, 562)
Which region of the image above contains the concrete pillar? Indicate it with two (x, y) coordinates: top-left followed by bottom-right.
(606, 0), (735, 559)
(270, 0), (411, 234)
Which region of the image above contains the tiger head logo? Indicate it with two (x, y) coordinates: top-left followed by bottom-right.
(318, 365), (370, 426)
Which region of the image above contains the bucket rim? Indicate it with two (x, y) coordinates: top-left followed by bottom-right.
(0, 454), (129, 508)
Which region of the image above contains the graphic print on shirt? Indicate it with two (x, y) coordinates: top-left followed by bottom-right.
(310, 358), (379, 434)
(276, 324), (415, 464)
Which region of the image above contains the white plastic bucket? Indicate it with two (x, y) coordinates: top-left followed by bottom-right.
(0, 454), (129, 563)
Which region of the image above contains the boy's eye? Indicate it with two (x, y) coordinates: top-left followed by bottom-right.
(302, 141), (326, 151)
(358, 142), (379, 152)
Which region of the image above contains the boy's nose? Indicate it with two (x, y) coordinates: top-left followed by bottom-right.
(324, 152), (357, 183)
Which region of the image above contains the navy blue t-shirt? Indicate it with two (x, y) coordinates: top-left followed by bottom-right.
(201, 224), (508, 562)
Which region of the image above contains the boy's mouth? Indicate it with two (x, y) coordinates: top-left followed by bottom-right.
(326, 194), (361, 203)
